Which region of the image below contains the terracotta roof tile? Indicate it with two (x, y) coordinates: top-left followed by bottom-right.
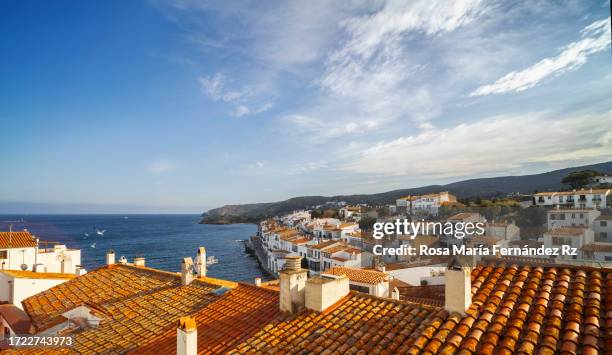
(322, 267), (388, 285)
(0, 230), (37, 249)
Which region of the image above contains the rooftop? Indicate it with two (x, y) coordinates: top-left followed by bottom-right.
(8, 258), (612, 354)
(0, 270), (76, 280)
(322, 267), (388, 284)
(546, 227), (587, 236)
(0, 230), (37, 249)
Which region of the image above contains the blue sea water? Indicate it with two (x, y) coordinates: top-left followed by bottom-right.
(0, 214), (269, 282)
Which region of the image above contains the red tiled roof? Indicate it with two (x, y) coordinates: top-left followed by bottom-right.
(407, 263), (612, 354)
(546, 227), (586, 236)
(582, 243), (612, 252)
(0, 231), (37, 249)
(0, 304), (31, 334)
(19, 264), (223, 353)
(231, 292), (445, 354)
(323, 267), (388, 284)
(134, 284), (282, 354)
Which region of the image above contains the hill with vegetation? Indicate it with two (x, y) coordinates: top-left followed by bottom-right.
(200, 160), (612, 224)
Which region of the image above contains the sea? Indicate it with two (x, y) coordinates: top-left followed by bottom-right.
(0, 214), (270, 282)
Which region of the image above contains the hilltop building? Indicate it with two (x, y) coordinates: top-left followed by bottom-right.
(533, 188), (610, 209)
(396, 191), (457, 216)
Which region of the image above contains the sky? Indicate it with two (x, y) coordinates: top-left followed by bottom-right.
(0, 0), (611, 213)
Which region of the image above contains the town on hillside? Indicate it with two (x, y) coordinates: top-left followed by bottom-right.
(0, 171), (611, 353)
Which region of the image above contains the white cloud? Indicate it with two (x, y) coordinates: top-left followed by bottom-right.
(147, 160), (177, 174)
(342, 110), (612, 178)
(231, 102), (273, 117)
(471, 16), (611, 96)
(284, 0), (486, 142)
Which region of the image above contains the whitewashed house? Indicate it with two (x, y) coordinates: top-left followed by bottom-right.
(546, 209), (601, 229)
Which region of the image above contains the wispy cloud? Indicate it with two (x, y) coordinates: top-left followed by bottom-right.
(282, 0), (487, 142)
(471, 16), (611, 96)
(199, 73), (273, 117)
(342, 110), (612, 178)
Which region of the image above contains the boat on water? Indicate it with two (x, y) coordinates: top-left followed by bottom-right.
(206, 256), (219, 265)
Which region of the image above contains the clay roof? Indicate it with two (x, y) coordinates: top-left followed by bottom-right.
(406, 262), (612, 354)
(19, 264), (224, 353)
(0, 231), (37, 249)
(9, 260), (612, 354)
(0, 270), (76, 280)
(323, 267), (388, 284)
(595, 214), (612, 221)
(0, 304), (32, 334)
(582, 243), (612, 252)
(447, 212), (480, 221)
(546, 227), (586, 236)
(231, 292), (445, 354)
(134, 284), (282, 354)
(397, 285), (445, 306)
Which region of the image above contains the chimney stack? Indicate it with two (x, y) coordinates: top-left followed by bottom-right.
(279, 256), (307, 314)
(106, 250), (115, 266)
(445, 259), (472, 315)
(134, 257), (145, 267)
(254, 277), (262, 287)
(181, 258), (194, 286)
(177, 316), (197, 355)
(75, 265), (87, 276)
(305, 274), (349, 312)
(195, 247), (207, 277)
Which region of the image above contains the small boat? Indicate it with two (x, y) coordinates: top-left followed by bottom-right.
(95, 228), (106, 236)
(206, 256), (219, 265)
(90, 243), (96, 248)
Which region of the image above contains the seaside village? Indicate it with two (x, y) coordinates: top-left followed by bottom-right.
(1, 176), (612, 353)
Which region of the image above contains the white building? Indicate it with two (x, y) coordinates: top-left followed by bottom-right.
(546, 209), (601, 230)
(581, 243), (612, 261)
(0, 269), (78, 310)
(593, 215), (612, 241)
(321, 267), (389, 297)
(543, 227), (594, 260)
(485, 221), (520, 241)
(397, 192), (457, 216)
(306, 241), (362, 273)
(593, 175), (612, 185)
(0, 230), (82, 274)
(339, 206), (363, 221)
(533, 188), (610, 209)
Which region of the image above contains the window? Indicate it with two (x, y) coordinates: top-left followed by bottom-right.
(349, 284), (370, 294)
(550, 214), (556, 220)
(579, 214), (583, 218)
(601, 221), (608, 227)
(0, 250), (7, 259)
(605, 256), (612, 261)
(571, 214), (575, 218)
(559, 196), (563, 202)
(601, 232), (608, 239)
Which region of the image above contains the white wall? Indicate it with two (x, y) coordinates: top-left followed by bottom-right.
(388, 266), (446, 285)
(12, 278), (69, 309)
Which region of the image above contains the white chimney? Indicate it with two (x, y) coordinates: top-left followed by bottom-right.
(194, 247), (206, 277)
(134, 257), (145, 267)
(177, 316), (197, 355)
(279, 256), (307, 314)
(305, 274), (349, 312)
(181, 257), (194, 286)
(254, 277), (262, 287)
(106, 250), (115, 266)
(391, 287), (400, 300)
(75, 265), (87, 276)
(445, 260), (472, 315)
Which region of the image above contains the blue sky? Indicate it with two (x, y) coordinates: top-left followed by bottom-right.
(1, 0), (611, 213)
